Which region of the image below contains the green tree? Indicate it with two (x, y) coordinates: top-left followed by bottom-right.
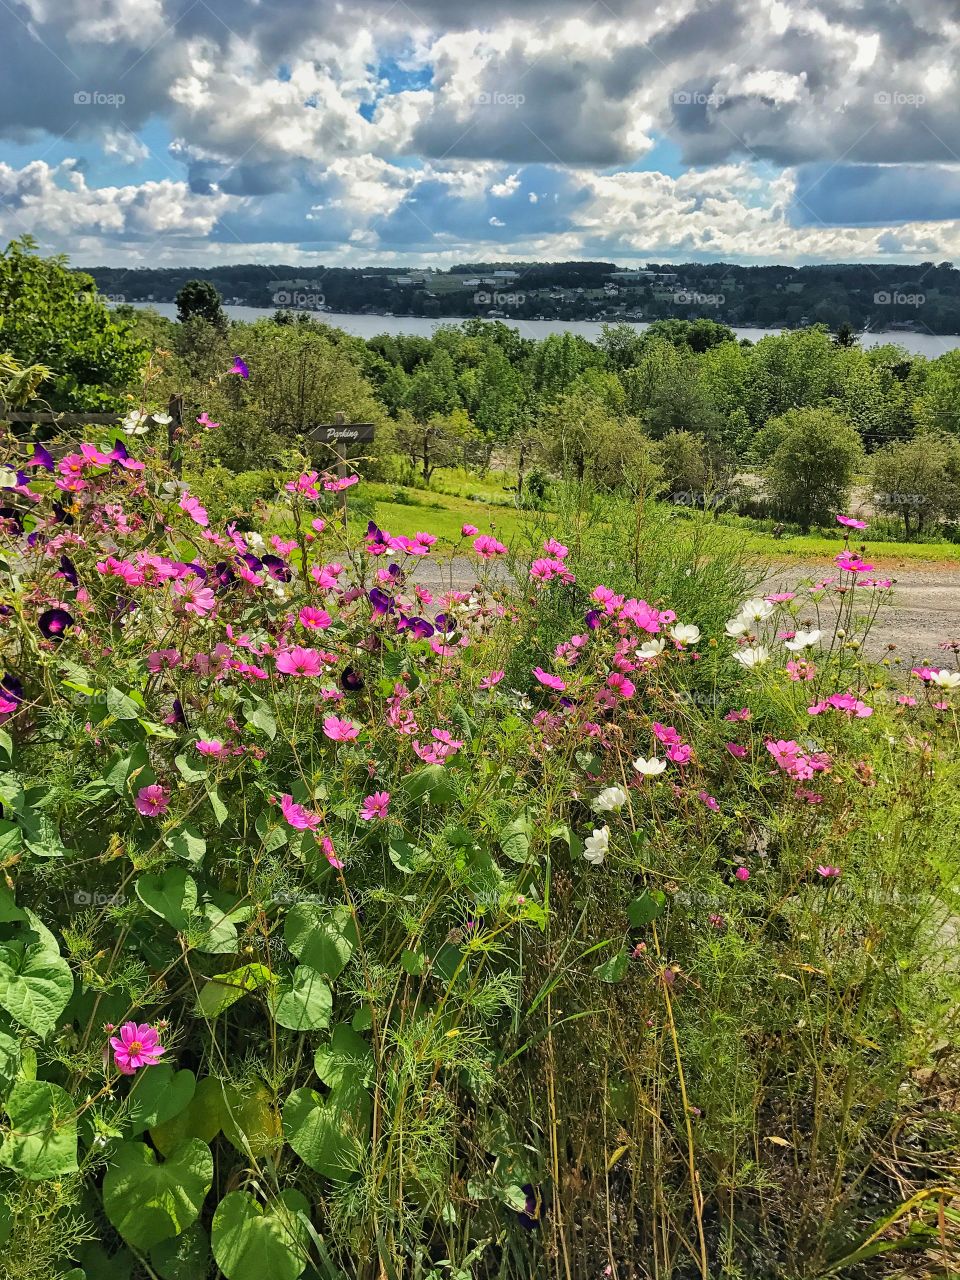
(175, 279), (228, 332)
(393, 407), (476, 484)
(0, 236), (144, 410)
(756, 406), (863, 529)
(539, 387), (658, 493)
(869, 433), (960, 537)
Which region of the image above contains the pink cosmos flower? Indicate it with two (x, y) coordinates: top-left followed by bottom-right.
(816, 864), (841, 878)
(725, 742), (748, 758)
(473, 534), (508, 559)
(724, 708), (752, 722)
(196, 739), (226, 756)
(786, 659), (816, 682)
(835, 553), (874, 573)
(173, 581), (216, 616)
(321, 835), (344, 870)
(109, 1021), (164, 1075)
(533, 667), (566, 692)
(543, 538), (568, 559)
(323, 715), (360, 742)
(735, 866), (750, 882)
(360, 791), (391, 821)
(280, 794), (321, 831)
(298, 606), (332, 631)
(324, 474), (359, 492)
(135, 784), (170, 817)
(461, 523), (479, 536)
(698, 791), (719, 810)
(666, 743), (691, 765)
(837, 514), (867, 530)
(285, 471), (321, 500)
(606, 672), (635, 700)
(480, 669), (505, 689)
(276, 647), (324, 677)
(179, 493), (209, 527)
(147, 648), (181, 672)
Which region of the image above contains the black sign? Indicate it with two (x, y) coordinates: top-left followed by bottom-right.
(310, 422), (376, 444)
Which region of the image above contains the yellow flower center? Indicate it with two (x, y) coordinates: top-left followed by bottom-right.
(128, 1040), (142, 1054)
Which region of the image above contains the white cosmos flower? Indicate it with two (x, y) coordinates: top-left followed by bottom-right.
(725, 617), (751, 638)
(121, 410), (150, 436)
(150, 412), (172, 425)
(733, 645), (770, 668)
(632, 755), (667, 776)
(784, 628), (822, 652)
(592, 786), (627, 812)
(739, 598), (775, 623)
(583, 826), (610, 865)
(670, 623), (701, 646)
(930, 669), (960, 689)
(635, 638), (666, 661)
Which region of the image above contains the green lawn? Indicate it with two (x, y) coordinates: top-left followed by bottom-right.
(741, 529), (960, 564)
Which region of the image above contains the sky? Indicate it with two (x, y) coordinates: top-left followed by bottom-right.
(0, 0), (958, 269)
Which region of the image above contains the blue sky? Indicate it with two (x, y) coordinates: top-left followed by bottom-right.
(0, 0), (957, 267)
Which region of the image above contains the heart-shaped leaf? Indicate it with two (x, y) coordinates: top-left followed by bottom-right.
(221, 1080), (282, 1157)
(195, 963), (274, 1019)
(283, 904), (356, 979)
(136, 868), (197, 930)
(126, 1066), (196, 1135)
(0, 1080), (78, 1178)
(102, 1138), (213, 1250)
(212, 1189), (311, 1280)
(313, 1025), (374, 1091)
(0, 941), (73, 1038)
(270, 966), (332, 1031)
(150, 1078), (225, 1156)
(626, 889), (666, 928)
(282, 1087), (365, 1181)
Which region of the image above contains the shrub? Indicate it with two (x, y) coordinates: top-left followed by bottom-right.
(0, 419), (958, 1280)
(757, 407), (863, 530)
(869, 431), (960, 537)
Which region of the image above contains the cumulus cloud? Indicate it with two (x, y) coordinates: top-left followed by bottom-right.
(0, 0), (958, 263)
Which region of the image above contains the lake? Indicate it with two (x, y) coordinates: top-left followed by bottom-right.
(127, 302), (960, 358)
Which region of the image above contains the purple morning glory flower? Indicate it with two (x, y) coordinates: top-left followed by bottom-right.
(57, 556), (78, 587)
(109, 439), (130, 463)
(25, 443), (55, 472)
(584, 609), (601, 630)
(38, 607), (73, 641)
(261, 554), (291, 583)
(171, 698), (187, 726)
(368, 587), (394, 616)
(0, 674), (24, 706)
(339, 667), (365, 693)
(399, 615), (435, 640)
(213, 561), (237, 591)
(229, 356), (250, 379)
(186, 561), (208, 581)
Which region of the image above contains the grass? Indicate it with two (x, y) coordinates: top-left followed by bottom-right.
(363, 478), (960, 566)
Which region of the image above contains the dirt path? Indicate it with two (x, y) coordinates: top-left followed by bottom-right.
(759, 559), (960, 662)
(417, 553), (960, 665)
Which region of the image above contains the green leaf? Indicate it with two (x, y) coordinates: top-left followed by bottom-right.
(102, 1138), (213, 1251)
(0, 1080), (78, 1178)
(403, 764), (456, 806)
(0, 821), (22, 857)
(400, 949), (425, 976)
(256, 809), (288, 852)
(387, 838), (427, 874)
(594, 950), (630, 984)
(126, 1067), (196, 1136)
(0, 1029), (19, 1091)
(221, 1081), (282, 1158)
(136, 868), (197, 930)
(283, 905), (356, 980)
(174, 754), (206, 783)
(106, 687), (142, 721)
(499, 811), (532, 863)
(194, 963), (274, 1019)
(270, 966), (333, 1031)
(0, 882), (25, 923)
(104, 743), (151, 795)
(149, 1222), (210, 1280)
(211, 1189), (311, 1280)
(313, 1025), (373, 1091)
(150, 1079), (225, 1156)
(0, 942), (73, 1038)
(0, 727), (12, 759)
(244, 699), (277, 741)
(165, 825), (206, 868)
(192, 905), (238, 955)
(626, 889), (666, 928)
(206, 786), (228, 826)
(282, 1088), (365, 1181)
